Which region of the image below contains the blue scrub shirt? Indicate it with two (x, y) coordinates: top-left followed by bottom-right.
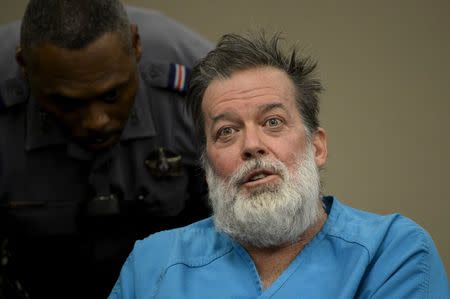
(109, 197), (449, 298)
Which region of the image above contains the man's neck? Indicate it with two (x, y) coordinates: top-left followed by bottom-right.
(244, 206), (328, 289)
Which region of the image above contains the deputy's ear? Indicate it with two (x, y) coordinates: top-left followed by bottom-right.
(312, 127), (327, 167)
(130, 24), (142, 62)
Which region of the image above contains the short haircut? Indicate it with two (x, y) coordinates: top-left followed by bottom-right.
(20, 0), (131, 54)
(186, 31), (323, 148)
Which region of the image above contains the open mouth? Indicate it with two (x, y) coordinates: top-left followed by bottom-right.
(241, 169), (278, 185)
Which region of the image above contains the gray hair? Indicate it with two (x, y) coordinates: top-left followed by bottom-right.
(20, 0), (131, 54)
(186, 31), (323, 148)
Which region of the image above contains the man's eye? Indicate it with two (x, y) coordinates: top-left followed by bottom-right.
(265, 118), (283, 127)
(217, 127), (235, 139)
(103, 89), (119, 103)
(51, 96), (83, 112)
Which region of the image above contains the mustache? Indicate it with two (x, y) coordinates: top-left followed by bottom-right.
(228, 158), (287, 187)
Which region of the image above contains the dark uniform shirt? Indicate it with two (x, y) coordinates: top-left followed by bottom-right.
(0, 6), (212, 299)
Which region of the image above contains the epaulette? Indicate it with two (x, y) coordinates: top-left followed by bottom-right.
(140, 61), (191, 96)
(0, 77), (29, 111)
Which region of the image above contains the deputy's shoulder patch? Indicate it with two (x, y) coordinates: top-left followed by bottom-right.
(167, 63), (191, 95)
(140, 60), (191, 96)
(0, 77), (29, 111)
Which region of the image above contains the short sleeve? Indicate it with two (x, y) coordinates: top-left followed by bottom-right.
(108, 251), (136, 299)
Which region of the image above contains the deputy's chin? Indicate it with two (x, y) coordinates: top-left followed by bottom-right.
(83, 134), (121, 151)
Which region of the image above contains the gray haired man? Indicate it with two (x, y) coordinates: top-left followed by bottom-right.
(109, 32), (449, 298)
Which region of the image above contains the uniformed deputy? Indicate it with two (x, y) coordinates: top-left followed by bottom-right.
(0, 1), (212, 298)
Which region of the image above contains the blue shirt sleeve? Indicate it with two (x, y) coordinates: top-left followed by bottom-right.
(108, 252), (136, 299)
(355, 218), (449, 299)
(108, 230), (180, 299)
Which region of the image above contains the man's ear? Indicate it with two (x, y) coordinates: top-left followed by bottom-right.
(130, 24), (142, 62)
(312, 127), (327, 168)
(15, 46), (28, 79)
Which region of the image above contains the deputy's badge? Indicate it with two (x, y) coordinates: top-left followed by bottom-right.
(145, 147), (182, 178)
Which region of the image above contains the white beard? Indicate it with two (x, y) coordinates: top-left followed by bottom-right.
(204, 142), (322, 248)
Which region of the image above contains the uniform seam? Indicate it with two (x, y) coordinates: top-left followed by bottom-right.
(167, 245), (233, 269)
(149, 234), (177, 299)
(150, 247), (234, 298)
(150, 241), (233, 298)
(417, 231), (431, 298)
(326, 233), (372, 260)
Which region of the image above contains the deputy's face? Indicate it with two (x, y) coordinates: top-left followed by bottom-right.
(25, 32), (140, 151)
(202, 67), (325, 191)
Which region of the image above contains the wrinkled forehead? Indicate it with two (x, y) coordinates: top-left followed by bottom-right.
(26, 34), (135, 96)
(27, 32), (132, 73)
(201, 66), (299, 117)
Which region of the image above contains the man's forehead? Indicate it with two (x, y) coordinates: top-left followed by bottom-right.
(202, 67), (297, 115)
(28, 32), (132, 72)
(210, 102), (289, 121)
(30, 64), (131, 97)
(205, 66), (294, 95)
(27, 35), (134, 97)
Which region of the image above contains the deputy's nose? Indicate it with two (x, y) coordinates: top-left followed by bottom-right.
(82, 104), (110, 131)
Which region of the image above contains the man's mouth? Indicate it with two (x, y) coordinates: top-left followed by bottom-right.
(92, 136), (111, 144)
(240, 169), (279, 186)
(249, 173), (268, 181)
(76, 131), (121, 150)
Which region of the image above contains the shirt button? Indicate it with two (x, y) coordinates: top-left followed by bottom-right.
(130, 109), (139, 125)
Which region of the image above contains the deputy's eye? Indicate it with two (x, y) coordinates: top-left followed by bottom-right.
(265, 117), (283, 128)
(102, 89), (119, 103)
(51, 95), (84, 112)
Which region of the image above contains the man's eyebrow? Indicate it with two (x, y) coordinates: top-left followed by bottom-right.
(258, 102), (287, 114)
(210, 103), (287, 125)
(98, 81), (128, 97)
(48, 93), (78, 102)
(48, 80), (129, 101)
(210, 112), (237, 125)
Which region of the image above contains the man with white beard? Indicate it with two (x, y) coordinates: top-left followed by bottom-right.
(204, 142), (322, 249)
(109, 32), (449, 299)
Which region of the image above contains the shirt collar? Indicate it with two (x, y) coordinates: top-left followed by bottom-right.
(119, 75), (157, 140)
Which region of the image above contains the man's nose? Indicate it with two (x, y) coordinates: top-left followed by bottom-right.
(240, 125), (268, 160)
(82, 104), (110, 131)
